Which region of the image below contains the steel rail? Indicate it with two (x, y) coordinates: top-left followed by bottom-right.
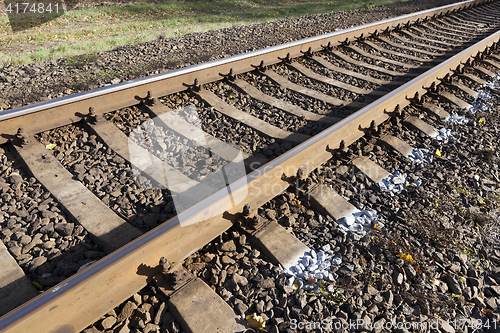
(0, 0), (491, 145)
(1, 9), (499, 333)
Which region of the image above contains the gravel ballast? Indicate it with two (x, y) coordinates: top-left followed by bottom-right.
(0, 0), (466, 110)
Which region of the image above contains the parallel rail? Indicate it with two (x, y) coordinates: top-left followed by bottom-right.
(0, 0), (498, 332)
(0, 0), (490, 146)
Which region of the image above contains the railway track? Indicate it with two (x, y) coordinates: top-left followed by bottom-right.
(1, 0), (500, 332)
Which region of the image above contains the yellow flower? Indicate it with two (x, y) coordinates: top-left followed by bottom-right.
(396, 253), (415, 264)
(246, 313), (267, 332)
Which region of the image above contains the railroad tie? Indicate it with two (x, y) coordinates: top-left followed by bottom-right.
(440, 16), (479, 29)
(474, 65), (498, 78)
(352, 156), (391, 184)
(145, 103), (268, 171)
(196, 89), (311, 143)
(457, 9), (498, 23)
(420, 102), (450, 120)
(483, 58), (500, 71)
(457, 72), (487, 86)
(330, 50), (415, 78)
(346, 44), (426, 69)
(438, 91), (473, 110)
(251, 221), (310, 270)
(88, 118), (224, 212)
(427, 20), (477, 35)
(308, 184), (360, 221)
(311, 55), (396, 87)
(13, 139), (143, 253)
(410, 27), (463, 45)
(403, 116), (439, 138)
(379, 135), (414, 157)
(488, 54), (500, 63)
(435, 18), (477, 32)
(230, 78), (341, 124)
(375, 37), (443, 57)
(449, 82), (478, 98)
(287, 62), (383, 96)
(263, 69), (367, 109)
(0, 240), (39, 316)
(390, 33), (450, 53)
(362, 40), (440, 64)
(168, 278), (242, 333)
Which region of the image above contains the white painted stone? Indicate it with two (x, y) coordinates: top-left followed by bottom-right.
(332, 257), (342, 266)
(445, 113), (468, 124)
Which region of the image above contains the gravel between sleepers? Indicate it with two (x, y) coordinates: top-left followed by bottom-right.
(81, 284), (184, 333)
(0, 145), (103, 290)
(36, 124), (175, 233)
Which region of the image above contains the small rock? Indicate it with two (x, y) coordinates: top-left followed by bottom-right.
(55, 223), (74, 236)
(233, 273), (248, 286)
(220, 240), (237, 252)
(471, 296), (486, 308)
(29, 256), (47, 272)
(118, 301), (137, 322)
(101, 316), (116, 330)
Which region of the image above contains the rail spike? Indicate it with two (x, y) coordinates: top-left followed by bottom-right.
(159, 257), (192, 290)
(438, 73), (452, 84)
(463, 58), (475, 68)
(16, 127), (30, 145)
(182, 78), (201, 92)
(452, 64), (465, 75)
(321, 41), (334, 52)
(278, 53), (292, 64)
(219, 68), (236, 81)
(86, 106), (101, 123)
(355, 33), (365, 42)
(423, 82), (438, 93)
(406, 91), (421, 106)
(358, 120), (380, 138)
(339, 38), (350, 47)
(251, 60), (266, 72)
(300, 47), (314, 58)
(238, 204), (265, 232)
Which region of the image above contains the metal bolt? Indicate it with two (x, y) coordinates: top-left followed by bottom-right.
(297, 167), (305, 179)
(251, 215), (260, 227)
(394, 104), (401, 116)
(243, 204), (251, 217)
(17, 127), (29, 144)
